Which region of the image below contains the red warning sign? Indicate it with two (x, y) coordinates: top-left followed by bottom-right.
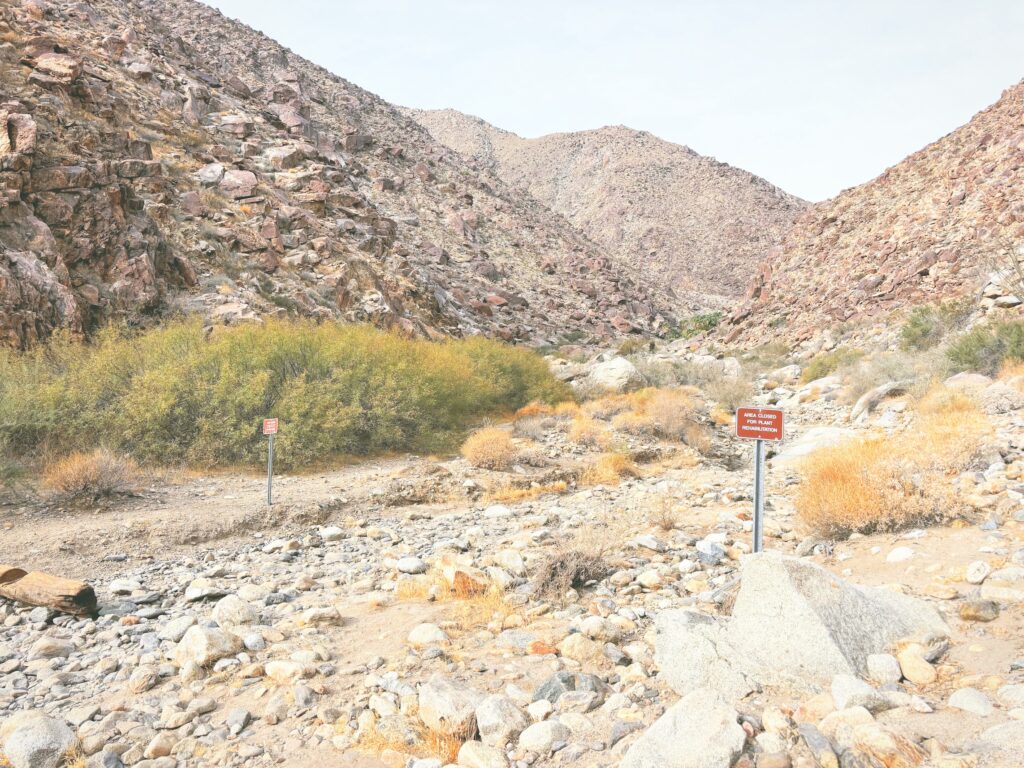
(735, 407), (784, 441)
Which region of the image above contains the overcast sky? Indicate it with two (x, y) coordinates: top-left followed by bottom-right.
(203, 1), (1023, 202)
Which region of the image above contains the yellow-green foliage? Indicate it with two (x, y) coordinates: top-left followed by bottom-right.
(0, 320), (571, 469)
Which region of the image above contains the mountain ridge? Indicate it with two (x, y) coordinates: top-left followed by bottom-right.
(406, 107), (807, 302)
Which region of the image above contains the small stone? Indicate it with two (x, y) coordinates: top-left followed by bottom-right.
(897, 648), (936, 686)
(518, 721), (570, 753)
(866, 654), (902, 686)
(397, 556), (428, 574)
(959, 600), (999, 622)
(948, 687), (993, 717)
(408, 623), (450, 648)
(966, 561), (993, 584)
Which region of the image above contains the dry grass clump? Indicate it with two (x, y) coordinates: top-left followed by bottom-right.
(461, 428), (517, 470)
(797, 386), (992, 537)
(532, 519), (627, 602)
(644, 389), (695, 439)
(395, 570), (516, 632)
(514, 402), (555, 419)
(580, 452), (639, 486)
(42, 449), (140, 501)
(356, 721), (462, 764)
(567, 416), (611, 448)
(649, 496), (680, 531)
(611, 410), (655, 436)
(584, 393), (635, 420)
(485, 481), (568, 503)
(682, 423), (714, 456)
(513, 414), (550, 440)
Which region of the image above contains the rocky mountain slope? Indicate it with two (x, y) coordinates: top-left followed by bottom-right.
(0, 0), (677, 349)
(407, 109), (806, 301)
(726, 81), (1024, 344)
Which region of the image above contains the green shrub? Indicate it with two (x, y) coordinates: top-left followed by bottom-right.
(0, 320), (571, 469)
(800, 348), (864, 383)
(900, 300), (973, 351)
(677, 312), (723, 339)
(946, 321), (1024, 375)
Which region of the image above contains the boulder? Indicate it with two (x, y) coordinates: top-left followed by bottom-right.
(517, 721), (570, 753)
(620, 688), (745, 768)
(211, 595), (258, 628)
(580, 357), (646, 393)
(173, 626), (243, 668)
(0, 711), (76, 768)
(417, 675), (483, 736)
(475, 694), (529, 747)
(653, 553), (948, 698)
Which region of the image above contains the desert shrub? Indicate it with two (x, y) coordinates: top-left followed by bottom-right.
(946, 321), (1024, 375)
(796, 389), (992, 537)
(704, 375), (754, 411)
(461, 427), (516, 470)
(513, 415), (549, 440)
(800, 348), (864, 383)
(682, 422), (714, 455)
(841, 352), (920, 402)
(611, 410), (655, 436)
(580, 452), (638, 486)
(584, 393), (634, 420)
(568, 416), (610, 448)
(900, 299), (973, 351)
(43, 449), (139, 501)
(649, 496), (679, 531)
(0, 320), (570, 469)
(677, 311), (723, 338)
(617, 337), (648, 356)
(644, 389), (694, 439)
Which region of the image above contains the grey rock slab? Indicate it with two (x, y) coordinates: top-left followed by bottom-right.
(620, 688), (745, 768)
(0, 711), (76, 768)
(654, 553), (948, 697)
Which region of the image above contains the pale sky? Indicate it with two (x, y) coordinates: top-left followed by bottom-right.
(203, 1), (1024, 201)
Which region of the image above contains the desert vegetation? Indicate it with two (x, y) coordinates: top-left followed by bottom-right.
(0, 320), (571, 470)
(796, 386), (992, 537)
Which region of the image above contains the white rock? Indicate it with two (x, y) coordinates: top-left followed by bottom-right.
(173, 626), (242, 668)
(0, 711), (76, 768)
(949, 687), (993, 717)
(407, 623), (449, 648)
(518, 720), (570, 753)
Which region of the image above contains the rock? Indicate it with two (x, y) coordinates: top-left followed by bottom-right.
(397, 556), (428, 574)
(476, 695), (529, 747)
(866, 654), (902, 686)
(959, 600), (1000, 622)
(158, 615), (196, 642)
(949, 688), (993, 717)
(518, 720), (570, 753)
(831, 675), (890, 713)
(220, 169), (258, 199)
(408, 623), (450, 648)
(966, 560), (993, 584)
(997, 684), (1024, 708)
(456, 741), (508, 768)
(557, 633), (602, 662)
(173, 626), (242, 668)
(850, 381), (910, 422)
(0, 711), (76, 768)
(797, 724), (839, 768)
(581, 357), (646, 393)
(225, 708), (251, 736)
(886, 546), (915, 563)
(654, 553), (948, 698)
(896, 647), (936, 686)
(211, 594), (258, 627)
(980, 567), (1024, 602)
(27, 637), (73, 660)
(533, 672), (576, 704)
(620, 688), (746, 768)
(195, 163), (224, 185)
(848, 722), (928, 766)
(418, 675), (484, 736)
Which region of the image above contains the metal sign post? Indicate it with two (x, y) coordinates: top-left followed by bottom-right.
(735, 407), (784, 554)
(263, 418), (279, 505)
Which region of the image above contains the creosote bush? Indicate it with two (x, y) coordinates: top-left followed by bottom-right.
(0, 320), (571, 470)
(42, 449), (140, 501)
(460, 427), (517, 470)
(946, 320), (1024, 376)
(796, 387), (992, 537)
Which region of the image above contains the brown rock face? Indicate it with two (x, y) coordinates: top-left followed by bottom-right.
(0, 0), (677, 348)
(725, 81), (1024, 343)
(407, 109), (807, 304)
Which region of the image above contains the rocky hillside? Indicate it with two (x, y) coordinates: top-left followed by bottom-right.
(0, 0), (677, 349)
(727, 81), (1024, 344)
(407, 109), (806, 301)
